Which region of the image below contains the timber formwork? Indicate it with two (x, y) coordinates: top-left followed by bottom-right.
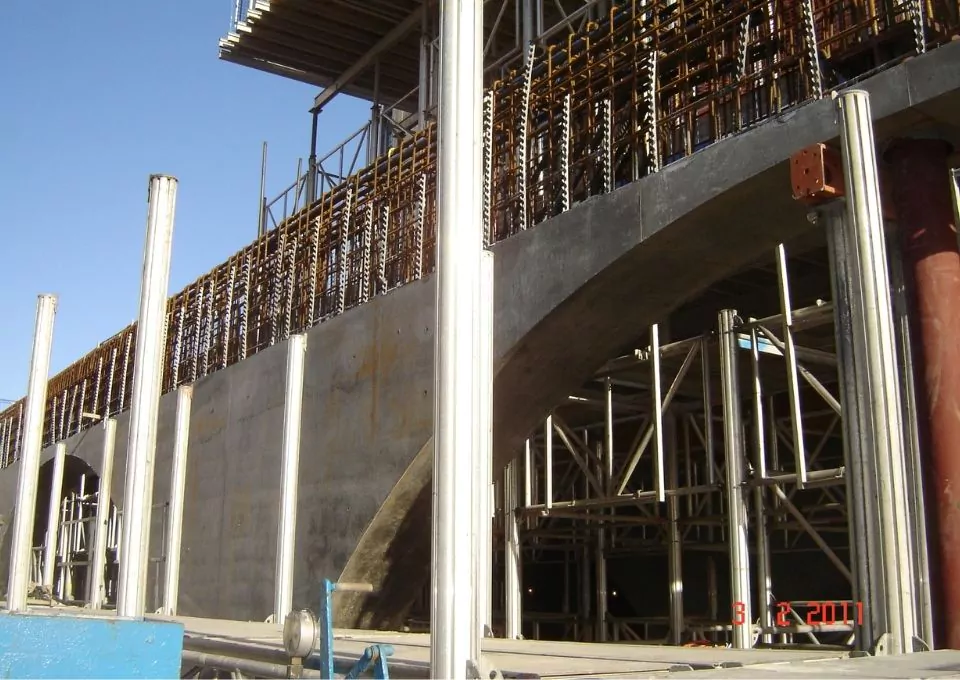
(1, 0), (958, 465)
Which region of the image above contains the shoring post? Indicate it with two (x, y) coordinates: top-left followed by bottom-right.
(116, 174), (177, 619)
(431, 0), (485, 673)
(824, 197), (884, 652)
(88, 417), (117, 609)
(472, 250), (494, 651)
(718, 308), (752, 649)
(750, 329), (774, 644)
(6, 294), (57, 612)
(666, 417), (683, 644)
(504, 460), (522, 639)
(162, 385), (193, 615)
(41, 442), (67, 590)
(274, 334), (308, 622)
(835, 90), (919, 654)
(258, 141), (268, 238)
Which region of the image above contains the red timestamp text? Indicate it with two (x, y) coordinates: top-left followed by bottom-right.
(732, 601), (864, 626)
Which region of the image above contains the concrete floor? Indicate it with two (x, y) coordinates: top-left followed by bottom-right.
(169, 613), (960, 679)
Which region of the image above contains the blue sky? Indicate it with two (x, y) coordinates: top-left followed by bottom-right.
(0, 1), (369, 403)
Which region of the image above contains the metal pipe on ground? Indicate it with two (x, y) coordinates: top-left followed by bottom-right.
(6, 293), (57, 612)
(181, 650), (322, 679)
(117, 175), (178, 619)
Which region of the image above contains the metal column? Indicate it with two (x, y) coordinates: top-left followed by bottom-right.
(522, 0), (534, 55)
(306, 112), (319, 206)
(667, 417), (683, 645)
(472, 250), (494, 648)
(117, 175), (178, 619)
(418, 10), (430, 130)
(886, 136), (960, 649)
(258, 142), (268, 238)
(162, 385), (193, 616)
(88, 417), (117, 609)
(430, 0), (484, 675)
(749, 330), (773, 644)
(504, 460), (522, 640)
(275, 334), (308, 622)
(826, 203), (882, 649)
(6, 294), (57, 612)
(718, 309), (752, 649)
(41, 442), (67, 590)
(888, 235), (935, 646)
(835, 90), (919, 654)
(369, 61), (382, 166)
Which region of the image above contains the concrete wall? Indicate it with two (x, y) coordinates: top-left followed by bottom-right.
(336, 42), (960, 628)
(0, 276), (435, 621)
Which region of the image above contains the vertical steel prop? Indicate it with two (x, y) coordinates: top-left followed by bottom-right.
(162, 385), (193, 616)
(835, 91), (920, 654)
(718, 309), (752, 649)
(88, 417), (117, 609)
(116, 175), (178, 619)
(41, 442), (67, 590)
(431, 0), (485, 673)
(6, 294), (57, 612)
(275, 334), (308, 622)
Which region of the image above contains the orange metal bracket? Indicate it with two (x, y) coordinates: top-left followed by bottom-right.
(790, 143), (897, 219)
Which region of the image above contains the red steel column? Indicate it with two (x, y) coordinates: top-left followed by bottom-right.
(887, 138), (960, 649)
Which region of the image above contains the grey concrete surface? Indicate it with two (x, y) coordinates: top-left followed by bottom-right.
(1, 41), (958, 626)
(336, 42), (960, 628)
(0, 277), (436, 621)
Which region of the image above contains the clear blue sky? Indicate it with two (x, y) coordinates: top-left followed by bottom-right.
(0, 1), (369, 403)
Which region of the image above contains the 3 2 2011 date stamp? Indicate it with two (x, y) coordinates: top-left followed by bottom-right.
(733, 601), (864, 626)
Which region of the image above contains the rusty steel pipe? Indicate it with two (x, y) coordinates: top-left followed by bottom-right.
(887, 137), (960, 649)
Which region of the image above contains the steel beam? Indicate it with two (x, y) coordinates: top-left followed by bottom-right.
(311, 4), (429, 112)
(117, 175), (178, 619)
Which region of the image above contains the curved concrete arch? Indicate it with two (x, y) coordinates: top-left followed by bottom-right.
(0, 452), (102, 594)
(336, 43), (960, 628)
